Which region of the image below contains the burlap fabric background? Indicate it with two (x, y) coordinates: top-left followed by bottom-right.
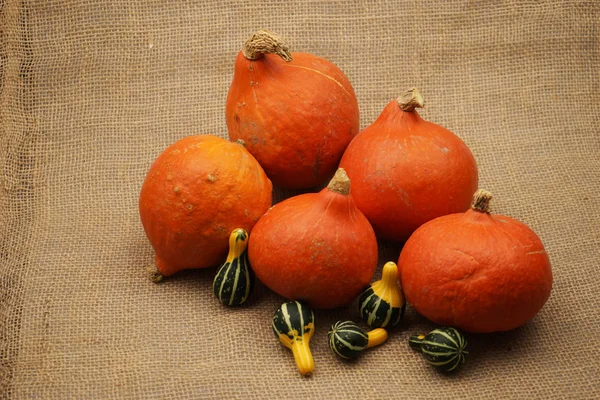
(1, 0), (599, 398)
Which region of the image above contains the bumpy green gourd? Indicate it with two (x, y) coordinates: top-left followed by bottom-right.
(213, 228), (254, 306)
(409, 326), (469, 372)
(272, 301), (315, 376)
(358, 261), (406, 328)
(328, 321), (388, 359)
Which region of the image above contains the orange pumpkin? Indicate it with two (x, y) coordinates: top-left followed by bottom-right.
(247, 169), (378, 309)
(339, 88), (478, 242)
(398, 190), (553, 333)
(226, 30), (360, 189)
(139, 135), (272, 280)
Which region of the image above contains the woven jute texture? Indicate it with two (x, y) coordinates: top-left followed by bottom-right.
(1, 0), (599, 398)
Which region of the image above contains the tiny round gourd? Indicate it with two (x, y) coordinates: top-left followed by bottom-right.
(358, 261), (406, 328)
(213, 228), (254, 306)
(328, 321), (388, 359)
(272, 301), (315, 376)
(409, 327), (469, 372)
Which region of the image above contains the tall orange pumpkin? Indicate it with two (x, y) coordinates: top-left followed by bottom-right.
(139, 135), (272, 280)
(340, 88), (478, 242)
(226, 30), (360, 189)
(398, 190), (553, 333)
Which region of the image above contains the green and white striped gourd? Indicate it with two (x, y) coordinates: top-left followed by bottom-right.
(213, 228), (254, 306)
(272, 301), (315, 376)
(328, 321), (388, 359)
(358, 261), (406, 328)
(409, 327), (469, 372)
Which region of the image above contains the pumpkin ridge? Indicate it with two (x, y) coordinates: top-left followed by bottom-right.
(283, 64), (351, 97)
(248, 77), (267, 131)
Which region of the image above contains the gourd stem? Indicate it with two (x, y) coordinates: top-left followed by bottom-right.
(381, 261), (399, 286)
(290, 340), (315, 376)
(234, 139), (246, 148)
(409, 334), (426, 352)
(366, 328), (388, 349)
(397, 88), (425, 112)
(471, 189), (493, 213)
(242, 30), (293, 62)
(327, 168), (351, 195)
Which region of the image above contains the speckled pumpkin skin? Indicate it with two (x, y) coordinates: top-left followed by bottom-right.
(226, 52), (359, 189)
(398, 209), (553, 333)
(340, 100), (478, 243)
(139, 135), (272, 276)
(247, 187), (378, 309)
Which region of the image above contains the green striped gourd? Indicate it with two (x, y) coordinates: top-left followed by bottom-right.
(409, 327), (469, 372)
(272, 301), (315, 376)
(328, 321), (388, 359)
(358, 261), (406, 328)
(213, 228), (254, 306)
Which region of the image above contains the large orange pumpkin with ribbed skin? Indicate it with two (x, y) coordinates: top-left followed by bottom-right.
(226, 30), (359, 189)
(398, 190), (553, 333)
(339, 89), (478, 243)
(248, 169), (377, 309)
(139, 135), (272, 279)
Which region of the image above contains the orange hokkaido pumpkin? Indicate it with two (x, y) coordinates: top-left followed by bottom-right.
(339, 88), (478, 243)
(398, 190), (553, 333)
(226, 30), (360, 189)
(139, 135), (272, 281)
(247, 169), (378, 309)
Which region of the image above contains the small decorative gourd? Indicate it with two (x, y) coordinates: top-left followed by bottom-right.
(328, 321), (388, 359)
(272, 301), (315, 376)
(358, 261), (406, 328)
(213, 228), (254, 306)
(409, 327), (469, 372)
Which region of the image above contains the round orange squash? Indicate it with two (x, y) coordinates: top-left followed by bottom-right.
(139, 135), (272, 280)
(226, 30), (360, 189)
(398, 190), (553, 333)
(247, 169), (378, 309)
(339, 88), (478, 243)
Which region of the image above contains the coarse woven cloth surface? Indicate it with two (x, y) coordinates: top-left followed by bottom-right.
(1, 1), (599, 398)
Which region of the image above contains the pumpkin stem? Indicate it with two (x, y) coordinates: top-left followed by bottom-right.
(242, 30), (293, 62)
(471, 189), (493, 213)
(366, 328), (388, 349)
(397, 88), (425, 112)
(234, 139), (247, 148)
(148, 265), (164, 283)
(409, 334), (426, 352)
(327, 168), (351, 195)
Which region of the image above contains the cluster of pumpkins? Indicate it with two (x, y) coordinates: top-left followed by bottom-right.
(139, 30), (553, 375)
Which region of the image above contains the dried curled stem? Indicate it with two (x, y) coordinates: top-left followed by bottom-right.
(242, 30), (292, 62)
(327, 168), (351, 195)
(397, 88), (425, 112)
(471, 189), (493, 213)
